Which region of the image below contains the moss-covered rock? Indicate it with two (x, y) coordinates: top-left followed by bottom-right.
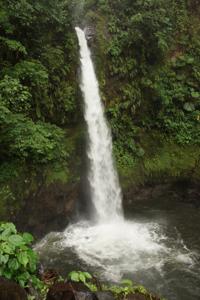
(118, 132), (200, 189)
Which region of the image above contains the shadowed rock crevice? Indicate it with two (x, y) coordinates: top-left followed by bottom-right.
(14, 182), (78, 239)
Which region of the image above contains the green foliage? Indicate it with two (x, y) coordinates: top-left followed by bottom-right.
(0, 106), (67, 164)
(0, 222), (43, 290)
(68, 270), (97, 291)
(67, 271), (158, 299)
(0, 37), (27, 54)
(0, 2), (80, 215)
(0, 75), (32, 114)
(102, 279), (150, 299)
(86, 0), (200, 172)
(7, 60), (49, 87)
(0, 0), (79, 175)
(68, 270), (92, 283)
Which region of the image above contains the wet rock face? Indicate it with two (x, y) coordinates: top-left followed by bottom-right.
(124, 180), (200, 208)
(0, 277), (27, 300)
(84, 26), (95, 47)
(14, 182), (78, 239)
(85, 26), (95, 41)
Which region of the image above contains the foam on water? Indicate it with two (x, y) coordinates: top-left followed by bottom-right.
(36, 218), (195, 282)
(62, 220), (167, 280)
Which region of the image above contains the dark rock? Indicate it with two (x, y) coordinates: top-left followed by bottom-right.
(14, 182), (78, 239)
(126, 293), (160, 300)
(47, 282), (96, 300)
(84, 26), (96, 47)
(124, 179), (200, 209)
(75, 291), (97, 300)
(67, 281), (91, 292)
(85, 26), (95, 41)
(0, 276), (27, 300)
(46, 283), (74, 300)
(95, 291), (115, 300)
(126, 294), (147, 300)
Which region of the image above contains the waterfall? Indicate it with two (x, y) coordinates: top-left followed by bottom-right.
(36, 27), (194, 285)
(75, 27), (123, 223)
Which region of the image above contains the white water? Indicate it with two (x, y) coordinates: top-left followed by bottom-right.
(75, 27), (122, 222)
(36, 27), (195, 285)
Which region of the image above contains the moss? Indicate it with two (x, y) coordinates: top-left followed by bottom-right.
(45, 163), (69, 186)
(0, 161), (27, 220)
(143, 142), (200, 178)
(0, 186), (14, 219)
(0, 125), (84, 220)
(118, 132), (200, 189)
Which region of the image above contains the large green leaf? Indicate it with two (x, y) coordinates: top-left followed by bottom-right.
(1, 242), (14, 254)
(0, 254), (9, 264)
(83, 272), (92, 280)
(22, 233), (34, 244)
(79, 273), (86, 283)
(0, 223), (16, 235)
(183, 102), (195, 112)
(8, 258), (19, 271)
(8, 234), (24, 246)
(17, 251), (29, 267)
(68, 271), (80, 282)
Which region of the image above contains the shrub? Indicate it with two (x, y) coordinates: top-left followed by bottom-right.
(0, 222), (42, 289)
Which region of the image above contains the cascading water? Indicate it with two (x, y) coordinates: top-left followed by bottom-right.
(36, 28), (199, 299)
(75, 27), (122, 222)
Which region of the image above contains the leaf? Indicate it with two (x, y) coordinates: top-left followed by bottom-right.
(183, 102), (195, 112)
(17, 251), (29, 267)
(22, 233), (34, 244)
(2, 269), (12, 279)
(17, 272), (31, 287)
(83, 272), (92, 280)
(0, 254), (9, 264)
(8, 234), (24, 246)
(68, 271), (80, 282)
(1, 242), (14, 254)
(191, 91), (200, 99)
(0, 223), (16, 235)
(121, 279), (133, 287)
(79, 273), (86, 283)
(8, 258), (19, 271)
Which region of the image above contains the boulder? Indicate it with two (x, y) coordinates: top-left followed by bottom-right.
(95, 291), (115, 300)
(46, 283), (74, 300)
(126, 294), (147, 300)
(75, 291), (97, 300)
(126, 293), (160, 300)
(46, 282), (97, 300)
(0, 276), (27, 300)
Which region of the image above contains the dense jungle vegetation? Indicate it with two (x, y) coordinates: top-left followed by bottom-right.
(0, 0), (80, 217)
(83, 0), (200, 179)
(0, 1), (200, 299)
(0, 0), (200, 217)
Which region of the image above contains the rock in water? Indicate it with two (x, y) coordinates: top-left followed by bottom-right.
(46, 282), (97, 300)
(0, 277), (27, 300)
(75, 291), (98, 300)
(95, 291), (115, 300)
(126, 293), (160, 300)
(47, 283), (73, 300)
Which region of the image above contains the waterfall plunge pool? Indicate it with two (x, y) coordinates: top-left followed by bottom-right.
(36, 195), (200, 300)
